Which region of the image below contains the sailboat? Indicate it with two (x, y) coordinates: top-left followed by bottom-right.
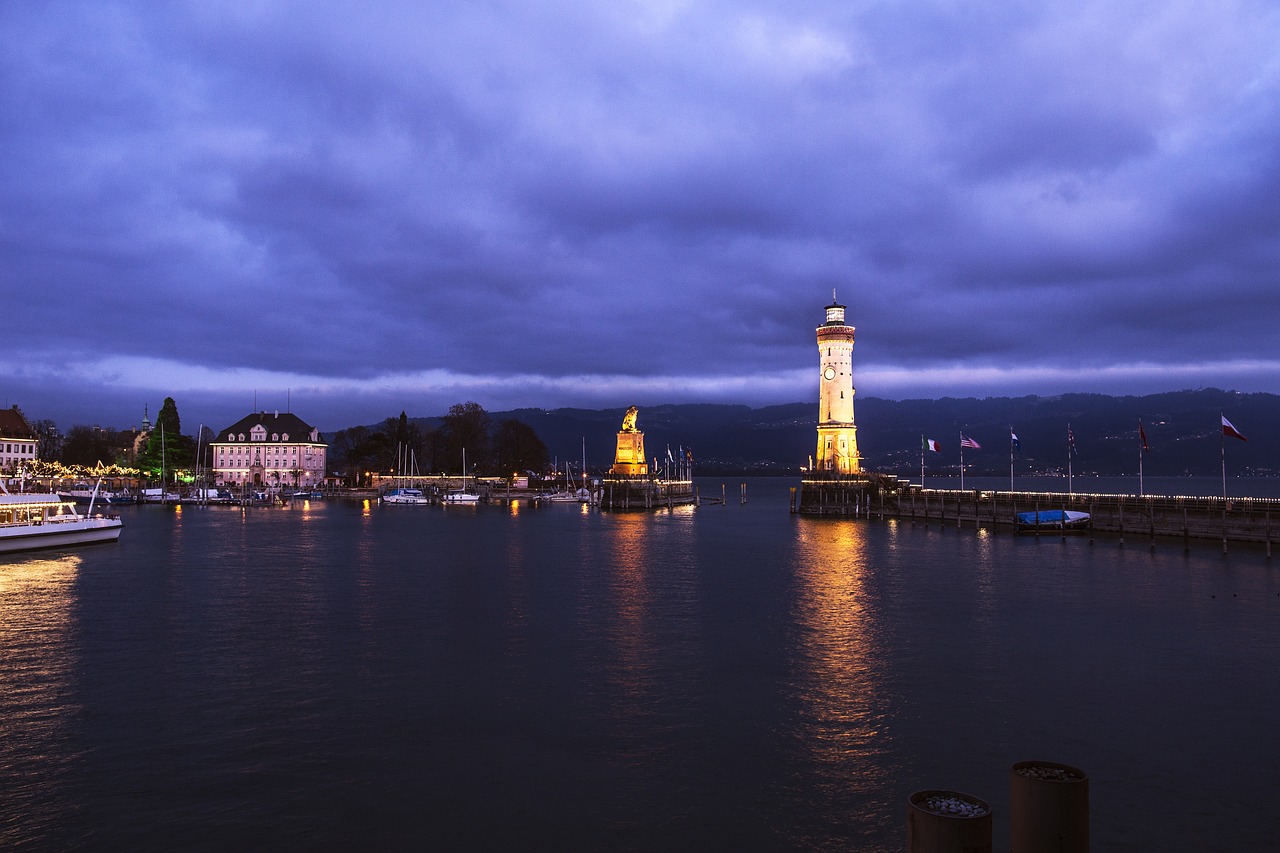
(441, 447), (480, 503)
(142, 424), (180, 503)
(547, 439), (593, 503)
(382, 443), (431, 504)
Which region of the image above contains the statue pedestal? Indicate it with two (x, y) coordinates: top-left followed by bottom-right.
(610, 431), (648, 476)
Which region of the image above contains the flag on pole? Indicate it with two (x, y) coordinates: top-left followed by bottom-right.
(1222, 415), (1248, 442)
(925, 438), (941, 452)
(960, 434), (981, 449)
(1139, 420), (1149, 452)
(1010, 429), (1020, 452)
(1067, 426), (1077, 455)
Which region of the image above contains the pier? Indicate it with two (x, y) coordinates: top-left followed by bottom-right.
(795, 478), (1280, 553)
(600, 476), (695, 511)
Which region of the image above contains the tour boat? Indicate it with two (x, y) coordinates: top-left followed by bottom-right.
(1015, 509), (1091, 533)
(0, 488), (124, 553)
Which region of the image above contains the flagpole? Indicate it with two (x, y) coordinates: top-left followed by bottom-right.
(1221, 413), (1227, 500)
(1009, 426), (1014, 493)
(1138, 431), (1144, 497)
(1067, 423), (1073, 496)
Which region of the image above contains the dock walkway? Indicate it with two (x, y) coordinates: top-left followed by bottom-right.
(795, 477), (1280, 554)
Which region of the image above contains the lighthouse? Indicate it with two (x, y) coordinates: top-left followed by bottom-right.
(815, 293), (860, 474)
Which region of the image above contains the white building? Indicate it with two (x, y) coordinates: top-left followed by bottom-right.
(0, 407), (39, 474)
(815, 295), (860, 474)
(212, 411), (327, 487)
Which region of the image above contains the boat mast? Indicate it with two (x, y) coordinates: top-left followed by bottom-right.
(161, 424), (167, 505)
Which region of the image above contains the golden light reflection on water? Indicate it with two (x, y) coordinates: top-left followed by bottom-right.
(789, 520), (890, 800)
(0, 554), (82, 829)
(599, 514), (660, 716)
(590, 509), (702, 763)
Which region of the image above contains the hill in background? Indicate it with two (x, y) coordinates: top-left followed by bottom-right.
(388, 388), (1277, 478)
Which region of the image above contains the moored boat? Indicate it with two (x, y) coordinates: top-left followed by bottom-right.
(140, 488), (181, 504)
(1015, 509), (1091, 533)
(543, 487), (593, 503)
(58, 483), (126, 504)
(382, 487), (431, 505)
(0, 488), (123, 553)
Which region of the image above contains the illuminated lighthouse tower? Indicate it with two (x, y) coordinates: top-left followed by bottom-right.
(815, 292), (860, 474)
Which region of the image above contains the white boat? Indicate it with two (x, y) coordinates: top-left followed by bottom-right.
(543, 442), (595, 504)
(0, 487), (123, 553)
(442, 447), (481, 503)
(544, 487), (593, 503)
(382, 487), (431, 505)
(58, 483), (113, 503)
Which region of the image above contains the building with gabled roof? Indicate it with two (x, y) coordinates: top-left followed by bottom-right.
(211, 411), (327, 487)
(0, 407), (38, 474)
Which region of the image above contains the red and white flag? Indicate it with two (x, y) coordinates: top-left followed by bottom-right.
(1222, 415), (1248, 442)
(960, 434), (981, 449)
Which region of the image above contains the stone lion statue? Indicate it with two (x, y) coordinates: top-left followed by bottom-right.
(621, 406), (639, 432)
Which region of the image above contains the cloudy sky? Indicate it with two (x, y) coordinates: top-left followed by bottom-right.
(3, 1), (1279, 432)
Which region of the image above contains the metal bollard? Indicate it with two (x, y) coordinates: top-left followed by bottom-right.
(1010, 760), (1089, 852)
(907, 789), (992, 853)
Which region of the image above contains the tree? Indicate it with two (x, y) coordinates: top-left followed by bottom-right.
(61, 426), (118, 467)
(379, 411), (428, 473)
(440, 401), (491, 473)
(329, 425), (391, 487)
(493, 419), (549, 477)
(134, 397), (196, 477)
(33, 419), (59, 460)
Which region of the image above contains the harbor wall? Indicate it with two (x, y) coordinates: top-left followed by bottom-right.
(601, 476), (696, 511)
(796, 479), (1280, 551)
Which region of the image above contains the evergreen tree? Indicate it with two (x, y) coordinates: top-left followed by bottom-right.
(135, 397), (196, 477)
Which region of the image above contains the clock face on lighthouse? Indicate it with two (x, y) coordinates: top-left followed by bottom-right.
(823, 367), (835, 380)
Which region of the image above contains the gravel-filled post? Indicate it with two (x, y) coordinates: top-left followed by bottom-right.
(1010, 760), (1089, 852)
(907, 789), (992, 853)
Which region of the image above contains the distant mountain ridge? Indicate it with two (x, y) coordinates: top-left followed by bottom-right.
(379, 389), (1277, 477)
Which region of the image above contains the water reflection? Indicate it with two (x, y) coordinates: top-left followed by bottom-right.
(0, 555), (82, 848)
(591, 509), (701, 773)
(785, 519), (892, 845)
(600, 513), (655, 715)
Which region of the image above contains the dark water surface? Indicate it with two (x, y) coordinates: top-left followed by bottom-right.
(2, 479), (1277, 851)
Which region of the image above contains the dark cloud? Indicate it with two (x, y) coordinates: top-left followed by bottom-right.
(3, 0), (1279, 433)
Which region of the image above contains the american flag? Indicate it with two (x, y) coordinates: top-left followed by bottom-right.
(960, 434), (981, 449)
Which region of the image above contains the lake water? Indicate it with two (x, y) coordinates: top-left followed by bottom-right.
(2, 478), (1277, 851)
